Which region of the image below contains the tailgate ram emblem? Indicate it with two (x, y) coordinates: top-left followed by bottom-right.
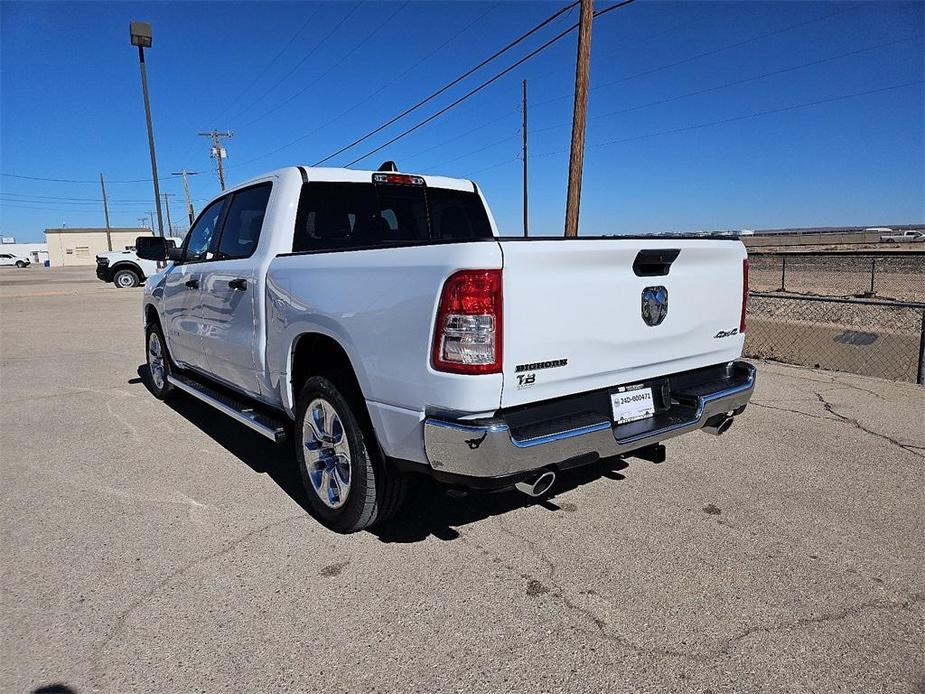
(641, 286), (668, 327)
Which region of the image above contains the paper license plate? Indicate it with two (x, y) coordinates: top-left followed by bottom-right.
(611, 387), (655, 424)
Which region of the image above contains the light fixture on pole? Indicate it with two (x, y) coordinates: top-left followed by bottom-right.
(130, 20), (165, 237)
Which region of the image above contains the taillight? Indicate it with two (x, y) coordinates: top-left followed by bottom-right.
(432, 269), (502, 374)
(740, 258), (749, 333)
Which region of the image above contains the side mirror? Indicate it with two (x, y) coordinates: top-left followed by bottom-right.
(136, 236), (169, 261)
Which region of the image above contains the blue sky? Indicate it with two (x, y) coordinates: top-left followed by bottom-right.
(1, 1), (923, 242)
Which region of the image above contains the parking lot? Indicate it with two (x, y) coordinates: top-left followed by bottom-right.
(1, 266), (923, 693)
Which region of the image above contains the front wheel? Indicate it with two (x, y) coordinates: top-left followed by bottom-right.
(295, 373), (406, 533)
(15, 261), (26, 268)
(113, 268), (140, 288)
(144, 322), (174, 400)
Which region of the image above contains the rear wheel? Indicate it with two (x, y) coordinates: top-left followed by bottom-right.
(145, 322), (174, 400)
(295, 373), (406, 533)
(113, 268), (140, 288)
(15, 261), (26, 268)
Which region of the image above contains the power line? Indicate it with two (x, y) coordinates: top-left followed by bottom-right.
(404, 106), (520, 162)
(531, 80), (924, 158)
(0, 192), (160, 203)
(226, 5), (497, 171)
(530, 34), (923, 135)
(341, 0), (638, 168)
(312, 1), (583, 167)
(531, 2), (868, 110)
(209, 4), (325, 124)
(0, 172), (172, 184)
(225, 3), (363, 124)
(239, 1), (410, 129)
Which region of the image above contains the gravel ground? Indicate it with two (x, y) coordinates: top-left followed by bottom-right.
(2, 266), (923, 694)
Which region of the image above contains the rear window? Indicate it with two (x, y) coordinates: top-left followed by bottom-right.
(292, 182), (492, 253)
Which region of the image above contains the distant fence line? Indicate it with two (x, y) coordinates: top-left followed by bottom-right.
(742, 231), (922, 247)
(749, 251), (924, 303)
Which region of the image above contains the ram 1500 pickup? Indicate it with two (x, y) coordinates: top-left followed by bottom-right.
(137, 165), (755, 532)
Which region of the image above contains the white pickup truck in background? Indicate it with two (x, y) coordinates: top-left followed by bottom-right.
(879, 230), (924, 243)
(137, 165), (755, 532)
(96, 238), (183, 287)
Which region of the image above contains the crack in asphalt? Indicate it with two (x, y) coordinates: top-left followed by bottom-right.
(812, 391), (925, 459)
(88, 513), (305, 688)
(749, 400), (838, 422)
(489, 518), (925, 662)
(758, 365), (892, 400)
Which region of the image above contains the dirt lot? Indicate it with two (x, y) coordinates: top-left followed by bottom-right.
(2, 266), (924, 693)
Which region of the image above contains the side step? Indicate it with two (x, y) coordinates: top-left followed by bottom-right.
(168, 373), (287, 444)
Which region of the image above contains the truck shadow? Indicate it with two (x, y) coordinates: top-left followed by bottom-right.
(136, 366), (629, 543)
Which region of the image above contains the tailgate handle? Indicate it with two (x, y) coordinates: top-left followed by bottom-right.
(633, 249), (680, 277)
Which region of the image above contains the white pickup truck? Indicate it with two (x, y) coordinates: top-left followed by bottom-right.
(138, 165), (755, 532)
(879, 230), (924, 243)
(96, 238), (183, 288)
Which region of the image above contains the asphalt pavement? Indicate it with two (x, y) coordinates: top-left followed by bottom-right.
(1, 266), (923, 693)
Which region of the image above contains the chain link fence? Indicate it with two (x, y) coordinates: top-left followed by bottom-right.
(749, 252), (924, 302)
(744, 294), (925, 383)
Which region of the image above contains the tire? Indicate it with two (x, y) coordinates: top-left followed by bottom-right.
(294, 372), (406, 533)
(15, 261), (26, 268)
(144, 321), (174, 400)
(113, 268), (141, 288)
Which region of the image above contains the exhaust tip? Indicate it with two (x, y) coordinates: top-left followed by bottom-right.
(703, 415), (734, 436)
(514, 470), (557, 497)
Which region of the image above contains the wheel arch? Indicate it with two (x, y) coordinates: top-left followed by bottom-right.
(289, 332), (367, 411)
(111, 261), (145, 280)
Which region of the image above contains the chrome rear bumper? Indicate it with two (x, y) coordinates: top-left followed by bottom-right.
(423, 361), (756, 479)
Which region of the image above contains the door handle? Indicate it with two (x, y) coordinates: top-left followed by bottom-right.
(185, 278), (199, 289)
(228, 278), (248, 291)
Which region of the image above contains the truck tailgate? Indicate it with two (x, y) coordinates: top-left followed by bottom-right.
(499, 238), (747, 408)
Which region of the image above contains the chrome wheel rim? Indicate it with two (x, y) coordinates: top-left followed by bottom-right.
(303, 398), (351, 509)
(116, 272), (135, 287)
(147, 332), (166, 391)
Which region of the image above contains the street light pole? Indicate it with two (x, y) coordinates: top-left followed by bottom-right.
(130, 21), (165, 237)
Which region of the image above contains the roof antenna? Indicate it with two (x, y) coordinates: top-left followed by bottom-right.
(378, 160), (398, 172)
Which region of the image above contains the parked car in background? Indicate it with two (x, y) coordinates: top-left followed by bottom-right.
(0, 252), (31, 268)
(137, 165), (755, 533)
(879, 230), (925, 243)
(95, 238), (183, 287)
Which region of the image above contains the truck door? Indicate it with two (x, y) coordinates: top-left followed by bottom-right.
(161, 196), (227, 370)
(198, 183), (272, 397)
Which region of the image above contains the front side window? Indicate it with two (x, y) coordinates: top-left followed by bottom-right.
(184, 197), (226, 262)
(292, 182), (492, 253)
(216, 183), (272, 260)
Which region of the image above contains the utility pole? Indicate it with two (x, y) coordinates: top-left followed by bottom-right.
(171, 169), (197, 225)
(564, 0), (593, 238)
(138, 216), (149, 230)
(130, 21), (165, 237)
(199, 130), (234, 190)
(99, 173), (113, 251)
(161, 193), (175, 235)
(522, 79), (529, 238)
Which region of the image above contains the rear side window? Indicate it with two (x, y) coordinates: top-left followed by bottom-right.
(216, 183), (272, 260)
(293, 182), (492, 252)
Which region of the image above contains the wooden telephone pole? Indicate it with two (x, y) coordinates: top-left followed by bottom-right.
(99, 173), (113, 251)
(161, 193), (175, 235)
(522, 79), (529, 238)
(199, 130), (234, 190)
(171, 169), (197, 225)
(564, 0), (593, 238)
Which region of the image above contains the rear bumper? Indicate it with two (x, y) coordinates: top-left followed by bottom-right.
(423, 361), (756, 480)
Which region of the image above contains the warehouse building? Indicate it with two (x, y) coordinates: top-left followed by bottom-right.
(44, 228), (151, 267)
